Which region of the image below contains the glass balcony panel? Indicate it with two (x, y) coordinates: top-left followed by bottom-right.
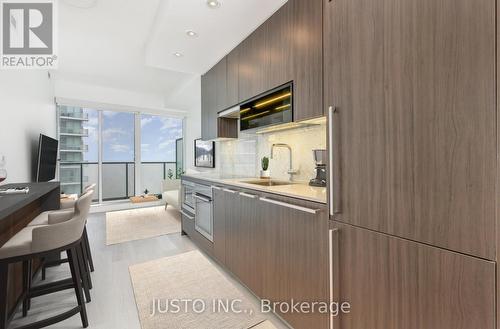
(141, 163), (164, 195)
(102, 163), (128, 201)
(82, 163), (99, 201)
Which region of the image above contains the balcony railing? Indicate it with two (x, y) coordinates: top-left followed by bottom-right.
(60, 144), (88, 152)
(60, 128), (89, 136)
(59, 109), (89, 120)
(59, 161), (178, 201)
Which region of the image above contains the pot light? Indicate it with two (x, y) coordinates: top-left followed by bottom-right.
(173, 52), (183, 57)
(207, 0), (221, 9)
(186, 30), (198, 37)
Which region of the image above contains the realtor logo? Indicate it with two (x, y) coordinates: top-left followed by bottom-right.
(1, 0), (57, 69)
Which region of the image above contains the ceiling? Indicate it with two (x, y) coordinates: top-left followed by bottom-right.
(56, 0), (287, 103)
(144, 0), (287, 74)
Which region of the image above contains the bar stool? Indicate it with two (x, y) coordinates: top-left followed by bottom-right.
(25, 190), (94, 312)
(0, 190), (93, 329)
(60, 184), (96, 210)
(29, 186), (95, 281)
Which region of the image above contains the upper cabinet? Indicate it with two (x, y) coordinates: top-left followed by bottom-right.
(289, 0), (323, 121)
(238, 22), (270, 103)
(201, 67), (217, 141)
(201, 57), (238, 140)
(324, 0), (496, 259)
(201, 0), (324, 139)
(214, 57), (227, 112)
(226, 48), (239, 108)
(238, 0), (323, 120)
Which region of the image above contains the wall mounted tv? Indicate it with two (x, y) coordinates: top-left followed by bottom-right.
(36, 134), (58, 182)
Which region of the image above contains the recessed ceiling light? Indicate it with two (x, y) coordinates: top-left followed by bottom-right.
(186, 30), (198, 37)
(206, 0), (221, 9)
(173, 52), (183, 57)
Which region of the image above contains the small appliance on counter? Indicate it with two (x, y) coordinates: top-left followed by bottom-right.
(309, 149), (327, 187)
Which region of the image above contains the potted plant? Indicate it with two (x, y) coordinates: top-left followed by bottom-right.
(260, 156), (270, 179)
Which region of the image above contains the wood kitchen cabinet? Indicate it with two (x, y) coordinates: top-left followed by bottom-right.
(224, 188), (264, 297)
(210, 185), (329, 329)
(324, 0), (496, 259)
(214, 57), (227, 111)
(290, 0), (323, 121)
(201, 68), (217, 141)
(212, 188), (226, 264)
(226, 48), (239, 108)
(258, 193), (328, 329)
(263, 0), (324, 121)
(201, 58), (238, 140)
(238, 22), (270, 103)
(330, 222), (496, 329)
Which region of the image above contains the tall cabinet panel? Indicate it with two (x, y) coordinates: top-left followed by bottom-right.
(330, 222), (495, 329)
(291, 0), (323, 121)
(200, 69), (217, 141)
(226, 48), (239, 108)
(213, 57), (227, 111)
(324, 0), (496, 259)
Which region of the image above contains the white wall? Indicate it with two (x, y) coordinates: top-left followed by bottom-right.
(54, 78), (166, 110)
(0, 71), (56, 184)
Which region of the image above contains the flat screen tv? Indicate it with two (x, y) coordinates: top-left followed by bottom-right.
(36, 134), (58, 182)
(194, 139), (215, 168)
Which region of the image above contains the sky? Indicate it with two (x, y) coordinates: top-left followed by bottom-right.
(82, 110), (183, 163)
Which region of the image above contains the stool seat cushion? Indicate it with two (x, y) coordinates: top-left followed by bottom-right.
(28, 210), (74, 226)
(0, 226), (40, 259)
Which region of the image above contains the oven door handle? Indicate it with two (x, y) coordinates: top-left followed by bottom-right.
(193, 193), (212, 203)
(180, 210), (194, 220)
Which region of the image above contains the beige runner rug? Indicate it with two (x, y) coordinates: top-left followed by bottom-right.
(128, 250), (268, 329)
(106, 206), (181, 245)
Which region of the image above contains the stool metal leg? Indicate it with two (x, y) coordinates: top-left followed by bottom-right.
(67, 247), (89, 328)
(0, 264), (8, 329)
(80, 240), (93, 290)
(79, 241), (92, 290)
(22, 260), (29, 317)
(83, 227), (94, 272)
(76, 243), (91, 302)
(27, 259), (32, 311)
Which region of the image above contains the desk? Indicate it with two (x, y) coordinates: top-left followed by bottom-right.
(0, 182), (60, 320)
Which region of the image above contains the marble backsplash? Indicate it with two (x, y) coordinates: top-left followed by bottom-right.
(189, 122), (327, 182)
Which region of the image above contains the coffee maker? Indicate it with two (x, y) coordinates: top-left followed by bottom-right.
(309, 149), (327, 187)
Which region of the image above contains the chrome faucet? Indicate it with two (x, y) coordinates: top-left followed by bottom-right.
(270, 143), (298, 181)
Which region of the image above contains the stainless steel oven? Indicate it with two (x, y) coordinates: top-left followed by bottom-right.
(193, 184), (213, 242)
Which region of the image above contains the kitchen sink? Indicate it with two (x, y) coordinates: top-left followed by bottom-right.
(242, 180), (294, 187)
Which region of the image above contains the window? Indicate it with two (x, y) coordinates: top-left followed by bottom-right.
(57, 105), (184, 203)
(140, 115), (183, 194)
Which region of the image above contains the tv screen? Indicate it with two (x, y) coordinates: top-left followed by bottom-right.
(194, 139), (215, 168)
(36, 134), (58, 182)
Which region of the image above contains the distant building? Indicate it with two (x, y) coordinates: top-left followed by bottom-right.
(58, 106), (89, 195)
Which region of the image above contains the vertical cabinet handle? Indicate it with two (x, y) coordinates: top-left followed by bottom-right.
(329, 106), (342, 216)
(329, 228), (340, 329)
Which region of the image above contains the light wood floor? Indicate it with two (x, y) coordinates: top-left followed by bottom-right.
(9, 209), (289, 329)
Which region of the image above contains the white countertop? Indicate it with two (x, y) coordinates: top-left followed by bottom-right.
(182, 174), (327, 204)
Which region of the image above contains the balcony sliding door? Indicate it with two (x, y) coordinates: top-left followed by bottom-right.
(101, 111), (135, 201)
(140, 115), (183, 195)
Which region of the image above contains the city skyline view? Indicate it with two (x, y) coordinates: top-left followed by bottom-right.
(82, 110), (183, 163)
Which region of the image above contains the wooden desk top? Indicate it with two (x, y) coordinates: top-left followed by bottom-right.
(0, 182), (60, 220)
